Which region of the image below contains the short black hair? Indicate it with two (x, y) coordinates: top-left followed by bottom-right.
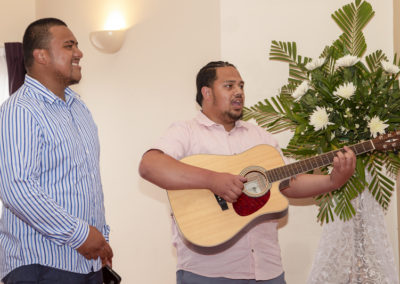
(23, 17), (67, 69)
(196, 61), (236, 106)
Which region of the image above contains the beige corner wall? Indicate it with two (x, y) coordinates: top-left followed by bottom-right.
(0, 0), (35, 44)
(220, 0), (398, 283)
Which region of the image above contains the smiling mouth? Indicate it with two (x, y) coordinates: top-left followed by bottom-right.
(72, 62), (81, 70)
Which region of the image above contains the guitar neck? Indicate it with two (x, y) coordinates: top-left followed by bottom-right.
(266, 140), (375, 183)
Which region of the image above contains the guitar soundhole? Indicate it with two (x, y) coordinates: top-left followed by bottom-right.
(241, 167), (270, 197)
(233, 166), (271, 216)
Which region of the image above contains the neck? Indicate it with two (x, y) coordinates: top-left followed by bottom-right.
(202, 110), (236, 132)
(28, 71), (66, 101)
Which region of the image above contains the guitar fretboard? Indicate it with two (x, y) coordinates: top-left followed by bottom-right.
(266, 140), (374, 183)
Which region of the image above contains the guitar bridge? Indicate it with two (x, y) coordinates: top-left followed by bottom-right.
(214, 194), (228, 211)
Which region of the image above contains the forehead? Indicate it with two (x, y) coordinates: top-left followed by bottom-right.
(49, 25), (77, 43)
(215, 66), (242, 82)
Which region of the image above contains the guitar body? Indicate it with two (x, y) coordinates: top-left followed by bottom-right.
(167, 144), (289, 251)
(166, 131), (400, 252)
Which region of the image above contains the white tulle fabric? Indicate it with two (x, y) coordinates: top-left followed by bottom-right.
(307, 190), (399, 284)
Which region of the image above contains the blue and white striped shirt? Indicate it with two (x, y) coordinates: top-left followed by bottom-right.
(0, 75), (109, 279)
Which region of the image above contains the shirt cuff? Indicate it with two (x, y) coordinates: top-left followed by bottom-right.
(104, 224), (110, 242)
(66, 218), (90, 249)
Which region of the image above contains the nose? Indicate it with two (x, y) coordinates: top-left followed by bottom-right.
(234, 85), (244, 96)
(74, 46), (83, 58)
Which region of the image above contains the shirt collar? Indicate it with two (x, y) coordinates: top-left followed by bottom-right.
(24, 74), (78, 106)
(195, 110), (248, 131)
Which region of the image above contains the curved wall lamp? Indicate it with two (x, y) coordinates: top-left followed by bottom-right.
(89, 29), (126, 53)
(90, 11), (127, 54)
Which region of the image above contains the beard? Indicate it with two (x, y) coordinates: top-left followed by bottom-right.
(54, 70), (81, 87)
(226, 109), (243, 121)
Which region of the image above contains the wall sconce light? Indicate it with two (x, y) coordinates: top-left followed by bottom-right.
(90, 29), (126, 53)
(90, 11), (127, 54)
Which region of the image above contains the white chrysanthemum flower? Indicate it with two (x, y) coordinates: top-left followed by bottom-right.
(305, 58), (325, 71)
(333, 82), (356, 100)
(335, 55), (360, 69)
(292, 81), (309, 100)
(309, 106), (333, 131)
(368, 115), (388, 138)
(381, 61), (400, 74)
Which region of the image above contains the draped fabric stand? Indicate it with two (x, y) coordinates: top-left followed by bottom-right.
(0, 46), (8, 214)
(0, 47), (9, 103)
(4, 42), (25, 95)
(307, 188), (399, 284)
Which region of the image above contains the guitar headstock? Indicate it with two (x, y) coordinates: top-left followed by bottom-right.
(372, 130), (400, 152)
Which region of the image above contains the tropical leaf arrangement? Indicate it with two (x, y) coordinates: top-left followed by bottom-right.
(244, 0), (400, 223)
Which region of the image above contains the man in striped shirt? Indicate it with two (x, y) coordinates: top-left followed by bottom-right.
(0, 18), (113, 283)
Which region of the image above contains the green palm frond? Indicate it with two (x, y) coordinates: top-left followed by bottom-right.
(367, 153), (396, 210)
(319, 46), (338, 75)
(331, 0), (374, 57)
(383, 152), (400, 176)
(243, 94), (297, 133)
(317, 173), (365, 222)
(332, 179), (358, 220)
(315, 192), (335, 223)
(269, 41), (311, 84)
(280, 83), (297, 96)
(365, 50), (388, 72)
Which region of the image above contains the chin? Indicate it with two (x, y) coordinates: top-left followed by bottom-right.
(228, 111), (243, 121)
(69, 77), (81, 85)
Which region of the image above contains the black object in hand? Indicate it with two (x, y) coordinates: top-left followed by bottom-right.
(102, 265), (121, 284)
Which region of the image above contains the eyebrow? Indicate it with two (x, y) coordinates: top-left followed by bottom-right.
(64, 40), (78, 45)
(224, 80), (245, 84)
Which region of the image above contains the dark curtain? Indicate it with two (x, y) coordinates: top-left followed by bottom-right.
(5, 42), (26, 95)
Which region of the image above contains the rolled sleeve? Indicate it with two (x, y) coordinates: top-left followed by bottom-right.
(66, 219), (90, 249)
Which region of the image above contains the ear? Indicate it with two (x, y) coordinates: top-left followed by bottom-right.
(201, 86), (211, 102)
(33, 49), (48, 65)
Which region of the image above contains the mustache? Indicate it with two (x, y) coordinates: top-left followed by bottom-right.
(233, 94), (243, 99)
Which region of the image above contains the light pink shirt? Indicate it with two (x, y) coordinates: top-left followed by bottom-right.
(153, 111), (284, 280)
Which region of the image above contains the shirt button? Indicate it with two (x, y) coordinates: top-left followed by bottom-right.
(251, 249), (254, 253)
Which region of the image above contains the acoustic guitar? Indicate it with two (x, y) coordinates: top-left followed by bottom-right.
(167, 131), (400, 252)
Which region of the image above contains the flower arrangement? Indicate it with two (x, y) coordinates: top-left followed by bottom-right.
(244, 0), (400, 223)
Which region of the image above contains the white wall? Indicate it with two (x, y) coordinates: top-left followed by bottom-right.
(0, 0), (35, 43)
(220, 0), (398, 283)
